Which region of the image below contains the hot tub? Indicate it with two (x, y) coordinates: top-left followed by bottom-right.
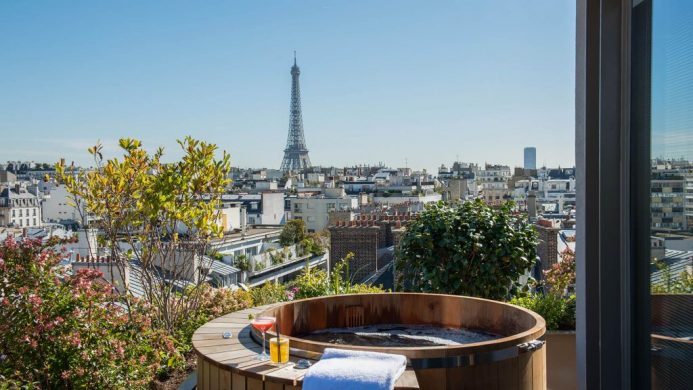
(254, 293), (546, 389)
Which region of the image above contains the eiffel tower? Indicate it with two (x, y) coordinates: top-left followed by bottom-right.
(280, 52), (312, 172)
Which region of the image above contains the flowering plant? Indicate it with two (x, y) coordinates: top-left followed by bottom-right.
(0, 237), (179, 389)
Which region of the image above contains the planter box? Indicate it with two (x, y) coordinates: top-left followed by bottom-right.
(545, 330), (576, 390)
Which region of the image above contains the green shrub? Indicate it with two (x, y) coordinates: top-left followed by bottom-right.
(396, 200), (538, 300)
(234, 254), (250, 271)
(250, 282), (288, 306)
(651, 258), (693, 293)
(288, 254), (385, 300)
(279, 219), (306, 246)
(510, 294), (576, 331)
(270, 249), (285, 266)
(290, 266), (330, 299)
(300, 233), (327, 257)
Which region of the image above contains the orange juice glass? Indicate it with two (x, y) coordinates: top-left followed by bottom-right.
(269, 337), (289, 364)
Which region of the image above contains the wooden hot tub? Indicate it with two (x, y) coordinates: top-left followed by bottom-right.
(256, 293), (546, 389)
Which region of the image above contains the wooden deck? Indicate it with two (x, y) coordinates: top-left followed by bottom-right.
(193, 304), (420, 390)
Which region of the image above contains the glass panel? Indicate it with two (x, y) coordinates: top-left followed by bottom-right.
(649, 1), (693, 388)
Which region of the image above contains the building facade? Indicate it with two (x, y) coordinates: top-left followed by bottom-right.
(0, 185), (42, 228)
(477, 164), (512, 205)
(290, 188), (357, 232)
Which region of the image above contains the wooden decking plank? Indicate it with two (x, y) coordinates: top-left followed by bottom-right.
(206, 348), (259, 362)
(194, 338), (238, 348)
(195, 343), (249, 354)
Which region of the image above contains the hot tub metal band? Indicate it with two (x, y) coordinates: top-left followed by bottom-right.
(250, 329), (546, 369)
(410, 338), (546, 370)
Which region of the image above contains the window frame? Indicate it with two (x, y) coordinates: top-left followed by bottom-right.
(576, 0), (652, 388)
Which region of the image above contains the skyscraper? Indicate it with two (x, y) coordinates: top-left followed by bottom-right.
(524, 147), (537, 170)
(280, 52), (312, 172)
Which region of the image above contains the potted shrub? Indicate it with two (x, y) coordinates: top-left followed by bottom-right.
(511, 248), (576, 390)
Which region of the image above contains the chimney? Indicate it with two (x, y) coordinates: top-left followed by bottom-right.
(240, 206), (248, 232)
(527, 191), (537, 221)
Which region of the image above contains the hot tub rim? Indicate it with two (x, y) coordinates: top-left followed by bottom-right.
(256, 292), (546, 357)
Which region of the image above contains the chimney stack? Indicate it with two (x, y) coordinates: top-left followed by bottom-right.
(527, 191), (537, 221)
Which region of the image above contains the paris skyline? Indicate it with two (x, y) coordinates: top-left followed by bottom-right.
(0, 1), (576, 173)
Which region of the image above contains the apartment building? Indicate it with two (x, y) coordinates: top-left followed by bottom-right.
(477, 164), (512, 205)
(651, 169), (687, 232)
(289, 188), (357, 232)
(0, 184), (42, 228)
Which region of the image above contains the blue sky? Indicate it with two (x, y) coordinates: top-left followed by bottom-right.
(0, 1), (576, 172)
(652, 0), (693, 161)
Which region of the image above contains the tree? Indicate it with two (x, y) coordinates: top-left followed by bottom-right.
(396, 200), (538, 300)
(279, 219), (306, 246)
(56, 137), (231, 334)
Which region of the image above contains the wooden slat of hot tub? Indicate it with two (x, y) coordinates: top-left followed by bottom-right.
(194, 304), (419, 390)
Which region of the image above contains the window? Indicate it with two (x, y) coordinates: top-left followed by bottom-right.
(645, 1), (693, 387)
(578, 1), (693, 388)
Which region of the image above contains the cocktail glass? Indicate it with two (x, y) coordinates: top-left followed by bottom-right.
(251, 316), (276, 361)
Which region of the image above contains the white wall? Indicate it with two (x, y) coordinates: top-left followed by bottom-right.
(290, 196), (358, 232)
(42, 185), (81, 223)
(260, 192), (285, 225)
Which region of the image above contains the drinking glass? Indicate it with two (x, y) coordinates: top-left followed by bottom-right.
(251, 316), (275, 361)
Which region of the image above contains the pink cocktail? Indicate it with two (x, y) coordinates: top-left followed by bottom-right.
(252, 316), (275, 361)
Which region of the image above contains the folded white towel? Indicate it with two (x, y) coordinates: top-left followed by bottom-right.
(302, 348), (407, 390)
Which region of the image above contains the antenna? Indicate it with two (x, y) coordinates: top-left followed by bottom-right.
(293, 50), (297, 65)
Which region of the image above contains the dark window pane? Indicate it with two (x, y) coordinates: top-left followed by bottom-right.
(649, 1), (693, 388)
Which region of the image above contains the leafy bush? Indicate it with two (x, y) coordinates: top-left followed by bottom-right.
(300, 233), (327, 257)
(209, 251), (224, 261)
(234, 254), (250, 272)
(279, 219), (306, 246)
(270, 249), (285, 266)
(510, 294), (576, 331)
(289, 254), (385, 299)
(651, 258), (693, 294)
(250, 282), (288, 306)
(0, 237), (179, 389)
(254, 262), (266, 272)
(396, 200), (538, 299)
(290, 267), (330, 299)
(544, 248), (576, 295)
